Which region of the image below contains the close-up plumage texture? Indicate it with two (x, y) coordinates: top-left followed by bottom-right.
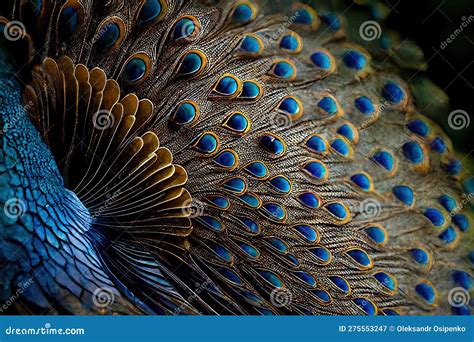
(0, 0), (472, 316)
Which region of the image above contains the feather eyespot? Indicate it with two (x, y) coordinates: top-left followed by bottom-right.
(279, 32), (303, 54)
(212, 74), (242, 98)
(95, 17), (126, 51)
(171, 100), (200, 127)
(136, 0), (167, 28)
(177, 50), (207, 77)
(58, 1), (84, 39)
(172, 16), (200, 42)
(230, 2), (258, 24)
(121, 53), (151, 86)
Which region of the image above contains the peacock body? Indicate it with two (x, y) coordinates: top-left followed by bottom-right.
(0, 0), (472, 316)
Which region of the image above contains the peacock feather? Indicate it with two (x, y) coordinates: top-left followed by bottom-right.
(0, 0), (472, 316)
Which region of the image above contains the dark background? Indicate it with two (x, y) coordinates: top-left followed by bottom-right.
(384, 0), (473, 153)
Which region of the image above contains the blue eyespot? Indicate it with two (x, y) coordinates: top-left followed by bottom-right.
(438, 194), (457, 212)
(178, 51), (205, 76)
(452, 214), (469, 232)
(232, 3), (256, 24)
(310, 51), (332, 70)
(293, 6), (316, 27)
(317, 96), (338, 116)
(259, 270), (284, 288)
(309, 246), (332, 264)
(271, 60), (296, 79)
(392, 185), (415, 206)
(237, 217), (260, 234)
(278, 97), (301, 117)
(353, 298), (377, 315)
(262, 203), (286, 222)
(320, 12), (341, 31)
(424, 208), (446, 227)
(123, 57), (147, 84)
(214, 75), (240, 96)
(331, 137), (351, 157)
(280, 33), (301, 52)
(137, 0), (163, 27)
(342, 50), (367, 70)
(240, 81), (261, 99)
(402, 141), (424, 164)
(269, 176), (291, 194)
(410, 248), (430, 265)
(306, 135), (328, 154)
(329, 276), (350, 294)
(223, 112), (250, 134)
(350, 173), (372, 192)
(172, 101), (199, 126)
(406, 119), (429, 137)
(346, 249), (372, 268)
(354, 96), (375, 115)
(222, 177), (247, 194)
(239, 35), (263, 54)
(294, 272), (316, 287)
(214, 149), (238, 169)
(415, 282), (436, 305)
(325, 202), (349, 221)
(364, 226), (387, 245)
(259, 134), (286, 156)
(382, 81), (405, 104)
(297, 192), (320, 209)
(372, 150), (395, 172)
(303, 161), (327, 180)
(59, 6), (79, 38)
(374, 272), (396, 292)
(430, 137), (447, 153)
(192, 132), (219, 154)
(173, 17), (197, 41)
(245, 162), (268, 179)
(294, 225), (318, 242)
(97, 22), (121, 50)
(438, 226), (457, 244)
(197, 216), (223, 232)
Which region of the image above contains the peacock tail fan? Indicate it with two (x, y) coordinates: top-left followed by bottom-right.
(0, 0), (472, 315)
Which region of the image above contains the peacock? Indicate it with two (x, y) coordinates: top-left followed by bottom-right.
(0, 0), (472, 316)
